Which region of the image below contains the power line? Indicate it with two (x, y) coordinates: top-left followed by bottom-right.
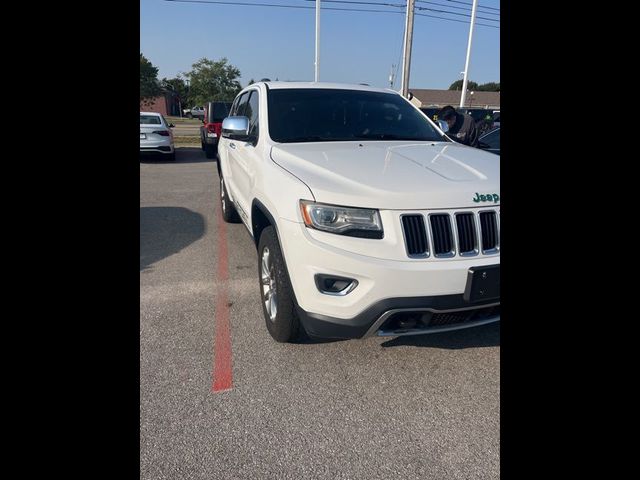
(416, 1), (498, 17)
(415, 11), (498, 28)
(164, 0), (499, 28)
(416, 5), (499, 22)
(302, 0), (403, 6)
(440, 0), (500, 12)
(165, 0), (400, 14)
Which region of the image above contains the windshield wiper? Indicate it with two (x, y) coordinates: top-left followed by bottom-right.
(354, 133), (427, 141)
(282, 135), (334, 143)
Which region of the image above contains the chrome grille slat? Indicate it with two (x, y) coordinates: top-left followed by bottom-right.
(479, 211), (499, 253)
(400, 208), (499, 258)
(401, 214), (428, 257)
(429, 214), (454, 257)
(455, 212), (477, 255)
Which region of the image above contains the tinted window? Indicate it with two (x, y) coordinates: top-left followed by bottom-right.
(209, 102), (231, 122)
(420, 108), (438, 121)
(140, 115), (161, 125)
(234, 93), (250, 117)
(230, 97), (240, 116)
(268, 89), (446, 143)
(461, 109), (492, 122)
(480, 128), (500, 149)
(246, 91), (259, 139)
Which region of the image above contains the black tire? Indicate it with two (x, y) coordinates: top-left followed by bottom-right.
(201, 138), (206, 151)
(258, 226), (302, 343)
(219, 174), (241, 223)
(205, 144), (216, 158)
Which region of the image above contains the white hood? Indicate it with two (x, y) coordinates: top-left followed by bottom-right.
(270, 141), (500, 210)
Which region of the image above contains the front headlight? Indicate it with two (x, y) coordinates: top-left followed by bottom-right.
(299, 200), (383, 239)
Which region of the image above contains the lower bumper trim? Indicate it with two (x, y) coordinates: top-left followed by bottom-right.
(296, 293), (500, 340)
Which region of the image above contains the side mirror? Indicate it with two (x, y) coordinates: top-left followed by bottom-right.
(222, 116), (250, 140)
(437, 119), (449, 133)
(169, 123), (175, 128)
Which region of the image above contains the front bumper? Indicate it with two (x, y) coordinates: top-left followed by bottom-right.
(277, 219), (500, 339)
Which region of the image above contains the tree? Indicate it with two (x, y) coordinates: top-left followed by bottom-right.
(161, 76), (190, 107)
(185, 57), (242, 105)
(449, 79), (479, 91)
(477, 82), (500, 92)
(140, 53), (161, 105)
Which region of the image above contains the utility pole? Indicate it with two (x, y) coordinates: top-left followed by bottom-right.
(459, 0), (478, 107)
(389, 64), (396, 88)
(400, 0), (415, 97)
(315, 0), (321, 82)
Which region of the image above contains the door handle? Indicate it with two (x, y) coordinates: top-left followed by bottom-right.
(229, 142), (236, 149)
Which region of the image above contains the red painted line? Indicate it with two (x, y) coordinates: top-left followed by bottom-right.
(211, 193), (233, 393)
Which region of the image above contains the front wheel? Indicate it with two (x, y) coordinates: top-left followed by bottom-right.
(258, 226), (302, 343)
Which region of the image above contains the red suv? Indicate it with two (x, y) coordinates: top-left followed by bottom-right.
(200, 101), (232, 158)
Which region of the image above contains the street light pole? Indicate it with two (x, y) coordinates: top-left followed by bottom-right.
(400, 0), (416, 98)
(185, 79), (190, 117)
(315, 0), (321, 82)
(459, 0), (478, 107)
(163, 81), (179, 117)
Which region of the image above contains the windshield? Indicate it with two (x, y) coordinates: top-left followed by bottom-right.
(267, 88), (447, 143)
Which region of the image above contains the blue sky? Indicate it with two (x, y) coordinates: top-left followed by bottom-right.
(140, 0), (500, 90)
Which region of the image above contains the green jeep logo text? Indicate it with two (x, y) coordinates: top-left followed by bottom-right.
(473, 192), (500, 203)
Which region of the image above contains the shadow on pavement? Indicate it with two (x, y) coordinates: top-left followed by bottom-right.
(140, 207), (206, 271)
(139, 147), (217, 164)
(380, 321), (500, 349)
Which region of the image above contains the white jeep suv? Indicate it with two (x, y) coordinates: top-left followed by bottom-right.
(218, 82), (500, 343)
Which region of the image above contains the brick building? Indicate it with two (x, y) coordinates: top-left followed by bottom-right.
(140, 89), (181, 116)
(409, 89), (500, 109)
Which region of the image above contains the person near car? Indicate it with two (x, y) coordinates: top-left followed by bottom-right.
(438, 105), (479, 147)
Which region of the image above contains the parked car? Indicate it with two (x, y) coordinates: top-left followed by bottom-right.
(218, 81), (500, 343)
(200, 101), (232, 158)
(458, 108), (496, 135)
(478, 127), (500, 155)
(183, 106), (205, 119)
(140, 112), (175, 161)
(419, 107), (439, 122)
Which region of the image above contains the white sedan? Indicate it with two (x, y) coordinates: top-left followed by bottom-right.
(140, 112), (175, 161)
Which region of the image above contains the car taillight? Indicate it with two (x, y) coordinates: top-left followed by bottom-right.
(206, 123), (216, 133)
(214, 123), (222, 136)
(153, 130), (170, 136)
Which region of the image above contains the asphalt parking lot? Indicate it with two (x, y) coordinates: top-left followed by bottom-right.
(140, 147), (500, 479)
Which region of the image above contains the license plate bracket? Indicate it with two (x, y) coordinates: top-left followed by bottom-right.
(463, 265), (500, 302)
